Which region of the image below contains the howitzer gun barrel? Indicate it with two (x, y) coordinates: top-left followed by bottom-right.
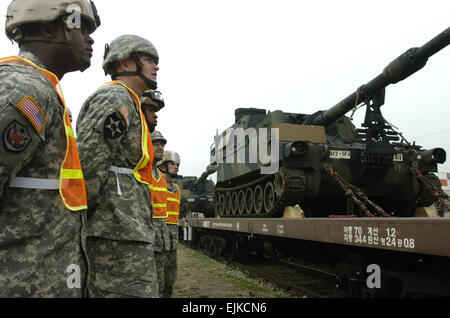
(193, 173), (209, 189)
(192, 165), (217, 190)
(311, 27), (450, 126)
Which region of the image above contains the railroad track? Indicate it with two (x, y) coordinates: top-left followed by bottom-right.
(183, 241), (340, 298)
(228, 253), (340, 298)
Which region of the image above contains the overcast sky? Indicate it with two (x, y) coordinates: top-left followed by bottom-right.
(1, 0), (449, 180)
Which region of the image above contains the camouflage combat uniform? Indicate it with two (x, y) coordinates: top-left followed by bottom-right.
(151, 168), (171, 297)
(154, 219), (172, 297)
(164, 182), (180, 298)
(76, 82), (157, 298)
(0, 51), (88, 298)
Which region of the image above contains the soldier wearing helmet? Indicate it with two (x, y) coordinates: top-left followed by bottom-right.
(159, 151), (181, 178)
(103, 34), (160, 92)
(149, 130), (171, 297)
(76, 35), (159, 298)
(140, 89), (165, 133)
(6, 0), (100, 73)
(158, 150), (181, 298)
(0, 0), (100, 297)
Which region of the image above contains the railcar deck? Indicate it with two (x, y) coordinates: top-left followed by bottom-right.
(182, 217), (450, 258)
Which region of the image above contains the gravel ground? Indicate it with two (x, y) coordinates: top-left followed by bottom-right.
(172, 244), (293, 298)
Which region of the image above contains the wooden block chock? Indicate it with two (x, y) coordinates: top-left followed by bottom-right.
(415, 206), (438, 218)
(283, 205), (305, 218)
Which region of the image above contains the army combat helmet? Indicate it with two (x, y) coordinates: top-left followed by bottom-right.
(158, 151), (181, 167)
(141, 90), (165, 112)
(103, 34), (159, 90)
(158, 151), (180, 178)
(5, 0), (101, 71)
(150, 130), (167, 146)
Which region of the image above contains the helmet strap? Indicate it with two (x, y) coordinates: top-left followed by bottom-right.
(62, 18), (91, 72)
(114, 56), (157, 90)
(159, 163), (168, 173)
(18, 18), (90, 72)
(19, 35), (65, 44)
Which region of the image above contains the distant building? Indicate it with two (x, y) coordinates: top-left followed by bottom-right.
(435, 172), (450, 195)
(434, 172), (450, 215)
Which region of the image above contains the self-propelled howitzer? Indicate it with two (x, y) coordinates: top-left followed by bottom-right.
(175, 165), (217, 218)
(213, 27), (449, 218)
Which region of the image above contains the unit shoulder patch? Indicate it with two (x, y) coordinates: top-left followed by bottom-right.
(3, 120), (32, 152)
(15, 96), (46, 133)
(104, 111), (127, 139)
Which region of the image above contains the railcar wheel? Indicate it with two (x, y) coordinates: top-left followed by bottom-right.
(202, 236), (210, 253)
(208, 240), (219, 258)
(227, 239), (240, 262)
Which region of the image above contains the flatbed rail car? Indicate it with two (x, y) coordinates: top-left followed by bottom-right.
(180, 217), (450, 297)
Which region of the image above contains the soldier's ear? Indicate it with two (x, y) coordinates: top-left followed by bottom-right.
(115, 58), (136, 73)
(159, 164), (167, 173)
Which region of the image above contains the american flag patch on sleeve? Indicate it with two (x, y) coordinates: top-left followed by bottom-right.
(15, 96), (46, 133)
(118, 105), (131, 127)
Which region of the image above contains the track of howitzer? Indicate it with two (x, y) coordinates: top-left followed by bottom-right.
(215, 168), (306, 218)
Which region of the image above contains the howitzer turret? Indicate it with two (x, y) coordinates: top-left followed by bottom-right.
(213, 27), (449, 218)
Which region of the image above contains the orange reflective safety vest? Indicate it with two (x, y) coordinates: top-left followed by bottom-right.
(166, 183), (181, 225)
(150, 170), (168, 218)
(100, 81), (153, 185)
(0, 56), (87, 211)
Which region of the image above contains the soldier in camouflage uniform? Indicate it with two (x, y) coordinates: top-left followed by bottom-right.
(149, 130), (172, 297)
(0, 0), (100, 297)
(76, 35), (159, 297)
(158, 151), (182, 298)
(140, 89), (165, 133)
